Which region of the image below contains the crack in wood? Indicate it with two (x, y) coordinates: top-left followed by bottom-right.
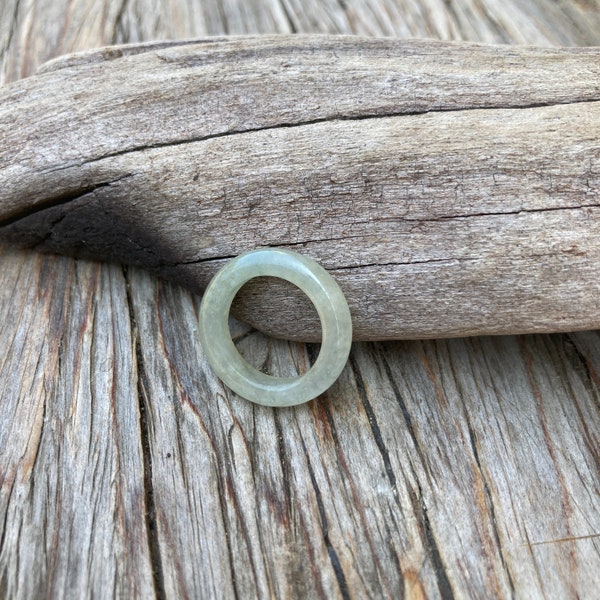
(400, 202), (600, 223)
(112, 0), (131, 45)
(405, 479), (456, 600)
(301, 437), (351, 600)
(123, 266), (166, 600)
(0, 0), (21, 72)
(31, 96), (600, 178)
(278, 0), (298, 33)
(527, 533), (600, 546)
(463, 407), (517, 595)
(0, 174), (134, 228)
(350, 355), (401, 504)
(373, 346), (458, 596)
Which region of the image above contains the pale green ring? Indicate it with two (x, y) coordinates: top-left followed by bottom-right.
(198, 248), (353, 407)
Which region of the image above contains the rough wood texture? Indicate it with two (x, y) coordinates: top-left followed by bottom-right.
(1, 1), (600, 599)
(1, 36), (599, 340)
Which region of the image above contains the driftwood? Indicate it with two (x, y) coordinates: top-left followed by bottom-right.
(1, 36), (599, 341)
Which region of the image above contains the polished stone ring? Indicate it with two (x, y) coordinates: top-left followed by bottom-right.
(198, 248), (353, 407)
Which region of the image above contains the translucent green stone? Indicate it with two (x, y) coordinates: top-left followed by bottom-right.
(198, 248), (353, 407)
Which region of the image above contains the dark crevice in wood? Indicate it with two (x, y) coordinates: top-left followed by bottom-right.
(31, 212), (68, 250)
(474, 0), (513, 44)
(215, 491), (240, 600)
(278, 0), (299, 33)
(123, 266), (166, 600)
(25, 95), (600, 179)
(306, 342), (319, 367)
(265, 233), (367, 249)
(215, 0), (231, 36)
(401, 202), (600, 223)
(377, 349), (418, 452)
(0, 568), (7, 600)
(416, 481), (456, 600)
(446, 342), (518, 596)
(0, 174), (134, 229)
(27, 392), (47, 513)
(555, 335), (600, 474)
(349, 355), (401, 505)
(272, 412), (292, 523)
(565, 334), (600, 405)
(156, 253), (236, 268)
(301, 438), (350, 600)
(333, 357), (405, 595)
(464, 413), (517, 596)
(441, 0), (464, 37)
(0, 0), (21, 68)
(211, 429), (239, 600)
(222, 426), (262, 595)
(111, 0), (131, 45)
(376, 340), (456, 600)
(230, 327), (257, 344)
(35, 39), (238, 74)
(0, 476), (16, 561)
(333, 257), (462, 271)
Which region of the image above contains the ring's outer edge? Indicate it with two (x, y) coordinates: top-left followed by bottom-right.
(198, 248), (352, 407)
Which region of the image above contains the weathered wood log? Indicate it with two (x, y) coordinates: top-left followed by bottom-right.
(1, 36), (599, 341)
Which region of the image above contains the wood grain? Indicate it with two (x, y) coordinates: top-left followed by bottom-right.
(1, 36), (599, 340)
(1, 1), (599, 599)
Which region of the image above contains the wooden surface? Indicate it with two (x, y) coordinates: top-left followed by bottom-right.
(1, 1), (599, 599)
(1, 37), (600, 340)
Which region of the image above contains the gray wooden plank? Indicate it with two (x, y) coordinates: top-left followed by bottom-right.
(0, 0), (598, 598)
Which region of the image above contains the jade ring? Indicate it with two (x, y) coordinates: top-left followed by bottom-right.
(198, 248), (352, 407)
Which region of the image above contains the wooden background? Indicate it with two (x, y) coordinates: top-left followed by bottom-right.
(1, 0), (599, 598)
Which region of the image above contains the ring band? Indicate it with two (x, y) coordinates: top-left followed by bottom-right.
(198, 248), (353, 407)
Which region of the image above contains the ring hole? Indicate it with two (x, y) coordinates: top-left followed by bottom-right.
(229, 276), (322, 377)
